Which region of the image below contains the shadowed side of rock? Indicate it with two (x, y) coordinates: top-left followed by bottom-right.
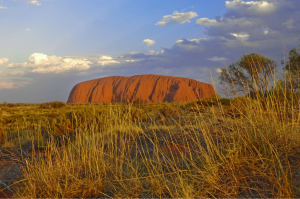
(67, 74), (216, 103)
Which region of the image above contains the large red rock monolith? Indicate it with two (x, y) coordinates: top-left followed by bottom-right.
(67, 74), (216, 103)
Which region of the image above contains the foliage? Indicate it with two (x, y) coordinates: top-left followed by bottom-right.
(280, 44), (300, 95)
(219, 53), (276, 94)
(282, 48), (300, 74)
(246, 90), (265, 99)
(39, 101), (66, 109)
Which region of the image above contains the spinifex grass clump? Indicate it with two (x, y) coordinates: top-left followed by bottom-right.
(11, 89), (299, 198)
(4, 55), (300, 197)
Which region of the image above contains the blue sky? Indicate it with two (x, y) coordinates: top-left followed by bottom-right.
(0, 0), (300, 103)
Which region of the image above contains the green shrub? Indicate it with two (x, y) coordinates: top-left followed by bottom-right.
(219, 98), (231, 106)
(39, 101), (66, 109)
(196, 99), (217, 107)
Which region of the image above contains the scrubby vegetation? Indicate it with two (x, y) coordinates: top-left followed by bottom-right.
(1, 50), (300, 198)
(0, 91), (299, 197)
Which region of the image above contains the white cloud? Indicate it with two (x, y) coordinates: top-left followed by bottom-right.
(143, 39), (155, 46)
(156, 11), (198, 26)
(261, 28), (275, 35)
(189, 38), (207, 43)
(207, 56), (227, 61)
(0, 58), (9, 65)
(100, 55), (113, 60)
(7, 53), (92, 73)
(0, 0), (298, 103)
(225, 0), (277, 15)
(0, 82), (16, 89)
(148, 50), (165, 55)
(0, 6), (7, 9)
(230, 33), (249, 38)
(149, 50), (156, 55)
(125, 60), (135, 62)
(98, 55), (120, 66)
(7, 62), (28, 68)
(215, 68), (223, 73)
(0, 82), (28, 89)
(8, 71), (25, 76)
(176, 38), (207, 44)
(175, 38), (207, 50)
(196, 17), (253, 27)
(27, 0), (41, 6)
(283, 18), (294, 29)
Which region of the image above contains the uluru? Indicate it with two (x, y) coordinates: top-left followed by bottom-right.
(67, 74), (216, 103)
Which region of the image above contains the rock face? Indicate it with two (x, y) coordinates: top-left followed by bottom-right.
(67, 74), (216, 103)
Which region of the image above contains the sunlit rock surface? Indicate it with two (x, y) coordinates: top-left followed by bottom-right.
(67, 74), (216, 103)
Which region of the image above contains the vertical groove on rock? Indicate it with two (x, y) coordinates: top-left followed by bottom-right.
(149, 75), (161, 102)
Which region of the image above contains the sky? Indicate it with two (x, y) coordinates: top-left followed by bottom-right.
(0, 0), (300, 103)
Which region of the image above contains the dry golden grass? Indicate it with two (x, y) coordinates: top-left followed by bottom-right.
(1, 68), (300, 198)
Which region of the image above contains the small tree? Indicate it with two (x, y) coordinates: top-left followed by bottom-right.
(282, 48), (300, 74)
(219, 53), (276, 95)
(280, 43), (300, 95)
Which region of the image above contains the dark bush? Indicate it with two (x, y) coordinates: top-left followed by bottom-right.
(7, 103), (16, 108)
(39, 102), (51, 109)
(39, 101), (66, 109)
(220, 98), (231, 106)
(49, 101), (66, 108)
(196, 99), (217, 107)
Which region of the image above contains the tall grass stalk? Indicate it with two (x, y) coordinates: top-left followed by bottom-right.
(6, 63), (300, 197)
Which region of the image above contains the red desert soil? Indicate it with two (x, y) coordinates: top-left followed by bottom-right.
(0, 189), (13, 199)
(67, 74), (216, 103)
(159, 143), (197, 155)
